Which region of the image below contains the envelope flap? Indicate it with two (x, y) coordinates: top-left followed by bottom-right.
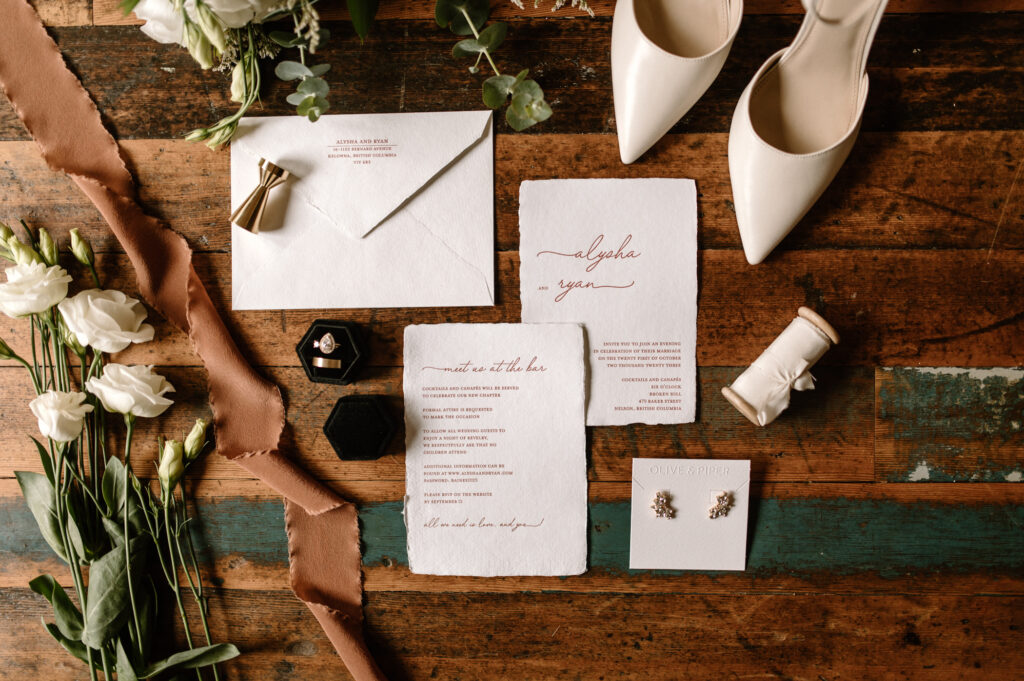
(233, 111), (493, 239)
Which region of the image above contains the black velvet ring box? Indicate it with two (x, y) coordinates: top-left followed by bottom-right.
(323, 395), (396, 461)
(296, 319), (365, 385)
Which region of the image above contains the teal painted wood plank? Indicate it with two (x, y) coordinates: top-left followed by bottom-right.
(4, 495), (1023, 578)
(877, 368), (1024, 482)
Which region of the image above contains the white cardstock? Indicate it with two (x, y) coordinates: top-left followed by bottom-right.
(230, 111), (494, 310)
(403, 323), (587, 576)
(629, 458), (750, 571)
(519, 179), (698, 426)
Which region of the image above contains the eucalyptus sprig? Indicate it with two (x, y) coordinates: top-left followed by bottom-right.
(436, 0), (552, 131)
(271, 27), (332, 122)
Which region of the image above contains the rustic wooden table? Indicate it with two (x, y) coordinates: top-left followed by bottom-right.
(2, 0), (1023, 678)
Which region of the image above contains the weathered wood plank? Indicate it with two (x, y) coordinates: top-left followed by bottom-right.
(3, 480), (1024, 594)
(92, 0), (1024, 26)
(2, 15), (1021, 140)
(3, 250), (1022, 368)
(2, 587), (1024, 680)
(876, 367), (1024, 482)
(30, 0), (90, 26)
(2, 131), (1019, 253)
(0, 365), (874, 483)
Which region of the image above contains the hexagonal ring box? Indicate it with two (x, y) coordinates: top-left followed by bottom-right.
(323, 395), (396, 461)
(296, 319), (365, 385)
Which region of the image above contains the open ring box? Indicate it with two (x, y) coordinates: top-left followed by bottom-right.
(296, 319), (365, 385)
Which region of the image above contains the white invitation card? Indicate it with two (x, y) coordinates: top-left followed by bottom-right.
(629, 458), (750, 571)
(403, 323), (587, 576)
(519, 179), (698, 426)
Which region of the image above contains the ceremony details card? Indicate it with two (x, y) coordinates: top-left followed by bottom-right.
(519, 179), (698, 426)
(629, 458), (751, 571)
(403, 323), (587, 576)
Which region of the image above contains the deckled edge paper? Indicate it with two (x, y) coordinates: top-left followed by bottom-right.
(519, 178), (698, 427)
(403, 323), (587, 576)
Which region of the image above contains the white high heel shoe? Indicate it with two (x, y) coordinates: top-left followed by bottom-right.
(612, 0), (742, 165)
(728, 0), (888, 264)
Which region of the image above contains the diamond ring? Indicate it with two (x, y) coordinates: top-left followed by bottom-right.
(313, 332), (337, 355)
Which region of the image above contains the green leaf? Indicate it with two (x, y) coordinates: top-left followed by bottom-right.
(309, 63), (331, 77)
(80, 539), (145, 648)
(435, 0), (491, 35)
(102, 515), (125, 545)
(31, 437), (54, 486)
(141, 644), (241, 678)
(505, 77), (551, 130)
(452, 38), (484, 58)
(482, 74), (516, 109)
(295, 95), (317, 116)
(117, 638), (140, 681)
(29, 574), (84, 641)
(476, 22), (507, 50)
(286, 92), (309, 106)
(274, 60), (313, 81)
(268, 30), (305, 48)
(297, 77), (329, 98)
(15, 471), (67, 563)
(44, 622), (99, 668)
(101, 456), (125, 517)
(347, 0), (379, 40)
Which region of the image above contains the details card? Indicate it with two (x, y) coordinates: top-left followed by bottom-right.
(403, 323), (587, 576)
(519, 179), (698, 426)
(629, 458), (750, 571)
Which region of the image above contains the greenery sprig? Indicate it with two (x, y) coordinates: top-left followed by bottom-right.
(271, 27), (332, 122)
(436, 0), (552, 131)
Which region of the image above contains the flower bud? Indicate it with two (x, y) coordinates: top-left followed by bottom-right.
(196, 3), (227, 53)
(10, 240), (42, 265)
(158, 439), (185, 490)
(184, 418), (209, 461)
(230, 62), (247, 104)
(186, 23), (214, 70)
(69, 229), (95, 268)
(59, 318), (86, 356)
(38, 228), (59, 267)
(0, 336), (15, 360)
(205, 125), (234, 150)
(0, 222), (12, 242)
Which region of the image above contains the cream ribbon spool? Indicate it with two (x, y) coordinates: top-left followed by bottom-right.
(722, 307), (839, 426)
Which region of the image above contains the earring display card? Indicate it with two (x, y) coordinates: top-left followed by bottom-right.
(629, 458), (751, 571)
(519, 178), (698, 427)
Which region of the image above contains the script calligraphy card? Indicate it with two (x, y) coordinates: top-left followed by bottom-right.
(629, 458), (751, 571)
(404, 323), (587, 576)
(519, 179), (698, 426)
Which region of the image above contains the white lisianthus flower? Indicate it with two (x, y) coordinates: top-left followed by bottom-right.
(86, 364), (175, 419)
(29, 391), (94, 443)
(0, 263), (72, 318)
(133, 0), (279, 47)
(58, 289), (156, 354)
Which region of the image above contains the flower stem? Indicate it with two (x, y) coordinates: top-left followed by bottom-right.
(459, 7), (501, 76)
(174, 491), (221, 681)
(122, 414), (144, 659)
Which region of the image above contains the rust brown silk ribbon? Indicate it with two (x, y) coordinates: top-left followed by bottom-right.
(0, 3), (386, 679)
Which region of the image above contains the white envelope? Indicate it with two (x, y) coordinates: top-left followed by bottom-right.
(230, 111), (495, 310)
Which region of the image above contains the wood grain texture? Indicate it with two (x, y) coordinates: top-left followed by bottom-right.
(1, 131), (1019, 253)
(3, 250), (1022, 368)
(876, 367), (1024, 482)
(3, 3), (1024, 680)
(3, 480), (1024, 594)
(91, 0), (1024, 25)
(0, 365), (874, 483)
(4, 588), (1023, 680)
(30, 0), (90, 25)
(2, 15), (1022, 140)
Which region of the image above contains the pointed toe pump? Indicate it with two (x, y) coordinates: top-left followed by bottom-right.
(612, 0), (743, 165)
(728, 0), (888, 264)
